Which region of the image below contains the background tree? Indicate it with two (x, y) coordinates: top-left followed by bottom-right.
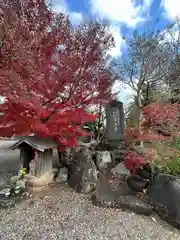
(125, 81), (164, 129)
(158, 19), (180, 103)
(121, 22), (180, 173)
(115, 30), (169, 138)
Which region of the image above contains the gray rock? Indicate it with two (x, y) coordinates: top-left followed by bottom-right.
(148, 174), (180, 229)
(126, 175), (149, 192)
(55, 167), (68, 183)
(116, 195), (153, 216)
(25, 168), (58, 187)
(91, 174), (153, 216)
(0, 188), (11, 198)
(14, 185), (21, 194)
(110, 149), (125, 163)
(10, 175), (21, 184)
(91, 175), (119, 208)
(16, 179), (26, 189)
(58, 148), (75, 167)
(96, 151), (112, 174)
(68, 148), (98, 193)
(111, 162), (129, 175)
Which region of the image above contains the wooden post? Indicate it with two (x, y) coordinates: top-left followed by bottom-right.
(35, 149), (53, 177)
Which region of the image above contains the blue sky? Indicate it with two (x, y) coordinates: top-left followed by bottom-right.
(52, 0), (180, 104)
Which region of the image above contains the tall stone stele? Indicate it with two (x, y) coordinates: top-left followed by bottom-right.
(106, 100), (125, 162)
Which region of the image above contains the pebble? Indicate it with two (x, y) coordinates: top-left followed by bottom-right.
(0, 185), (179, 240)
(0, 150), (179, 239)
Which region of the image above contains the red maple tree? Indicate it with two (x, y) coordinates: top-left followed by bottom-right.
(0, 0), (116, 147)
(124, 101), (180, 172)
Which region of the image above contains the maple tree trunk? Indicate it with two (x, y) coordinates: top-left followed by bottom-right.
(35, 149), (53, 177)
(57, 149), (66, 167)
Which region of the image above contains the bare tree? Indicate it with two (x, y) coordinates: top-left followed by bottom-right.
(115, 30), (170, 138)
(162, 19), (180, 103)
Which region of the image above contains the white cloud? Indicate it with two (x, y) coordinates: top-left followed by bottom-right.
(53, 0), (67, 13)
(89, 0), (153, 57)
(161, 0), (180, 19)
(112, 80), (135, 107)
(160, 22), (180, 44)
(53, 0), (83, 25)
(69, 12), (83, 25)
(90, 0), (153, 27)
(164, 27), (179, 42)
(108, 26), (123, 57)
(112, 80), (122, 95)
(53, 0), (123, 57)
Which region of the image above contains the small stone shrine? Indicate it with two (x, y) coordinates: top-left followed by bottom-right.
(0, 136), (59, 177)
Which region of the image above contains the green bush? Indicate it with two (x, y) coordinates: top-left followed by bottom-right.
(152, 138), (180, 176)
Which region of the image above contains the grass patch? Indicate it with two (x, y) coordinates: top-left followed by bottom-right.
(152, 138), (180, 176)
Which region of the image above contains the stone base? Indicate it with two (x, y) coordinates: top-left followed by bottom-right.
(9, 168), (59, 194)
(24, 168), (58, 188)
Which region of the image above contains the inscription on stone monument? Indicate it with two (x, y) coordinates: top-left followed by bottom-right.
(106, 101), (125, 141)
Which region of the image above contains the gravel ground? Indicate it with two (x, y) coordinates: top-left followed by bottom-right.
(0, 184), (180, 240)
(0, 149), (180, 240)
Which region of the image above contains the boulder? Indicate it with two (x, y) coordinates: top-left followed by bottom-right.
(91, 175), (120, 208)
(10, 175), (21, 185)
(68, 148), (98, 193)
(55, 167), (68, 183)
(116, 195), (153, 215)
(15, 179), (26, 189)
(111, 162), (129, 176)
(9, 175), (27, 191)
(24, 168), (58, 187)
(148, 174), (180, 229)
(134, 164), (159, 181)
(95, 151), (112, 174)
(0, 188), (11, 198)
(110, 149), (125, 164)
(127, 175), (149, 192)
(58, 148), (75, 167)
(91, 174), (153, 215)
